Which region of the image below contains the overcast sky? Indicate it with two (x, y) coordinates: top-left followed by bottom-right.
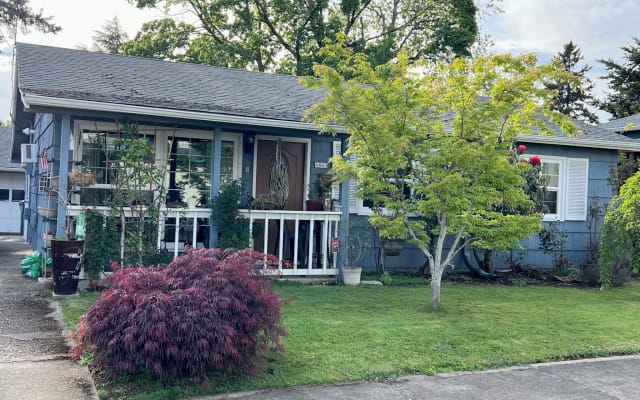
(1, 0), (638, 123)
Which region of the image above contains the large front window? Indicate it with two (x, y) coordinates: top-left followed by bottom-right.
(166, 137), (212, 207)
(74, 121), (242, 207)
(78, 129), (155, 205)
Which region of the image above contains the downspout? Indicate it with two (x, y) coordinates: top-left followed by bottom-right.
(57, 115), (71, 238)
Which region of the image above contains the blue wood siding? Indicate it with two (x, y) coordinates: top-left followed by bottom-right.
(507, 143), (617, 269)
(349, 143), (619, 272)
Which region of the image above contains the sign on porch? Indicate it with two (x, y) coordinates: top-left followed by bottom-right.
(331, 237), (339, 253)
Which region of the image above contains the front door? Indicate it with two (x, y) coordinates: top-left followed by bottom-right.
(255, 139), (305, 210)
(254, 139), (306, 259)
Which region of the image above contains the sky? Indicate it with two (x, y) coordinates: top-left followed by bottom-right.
(0, 0), (638, 123)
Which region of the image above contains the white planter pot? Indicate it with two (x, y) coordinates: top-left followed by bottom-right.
(342, 267), (362, 285)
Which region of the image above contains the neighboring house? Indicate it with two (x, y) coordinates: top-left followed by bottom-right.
(10, 42), (640, 273)
(598, 113), (640, 139)
(0, 125), (25, 234)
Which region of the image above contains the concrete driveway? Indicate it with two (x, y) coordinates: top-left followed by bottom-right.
(0, 235), (97, 400)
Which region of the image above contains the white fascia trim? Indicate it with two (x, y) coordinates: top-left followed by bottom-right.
(517, 134), (640, 152)
(21, 93), (348, 134)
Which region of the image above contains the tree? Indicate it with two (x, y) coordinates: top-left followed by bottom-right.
(599, 37), (640, 119)
(0, 0), (59, 45)
(121, 18), (194, 60)
(91, 16), (129, 54)
(126, 0), (478, 75)
(306, 43), (575, 311)
(545, 41), (599, 124)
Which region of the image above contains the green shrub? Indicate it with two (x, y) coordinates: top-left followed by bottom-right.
(599, 197), (633, 287)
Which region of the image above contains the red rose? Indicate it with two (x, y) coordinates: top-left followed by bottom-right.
(529, 155), (541, 167)
(517, 144), (527, 154)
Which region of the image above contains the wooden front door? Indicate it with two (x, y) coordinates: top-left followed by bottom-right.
(254, 139), (306, 259)
(255, 139), (305, 210)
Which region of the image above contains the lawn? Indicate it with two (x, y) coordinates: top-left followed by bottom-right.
(60, 280), (640, 399)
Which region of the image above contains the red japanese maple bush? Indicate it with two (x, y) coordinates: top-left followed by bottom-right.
(71, 248), (286, 384)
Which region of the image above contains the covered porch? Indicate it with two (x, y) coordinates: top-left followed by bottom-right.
(66, 206), (341, 276)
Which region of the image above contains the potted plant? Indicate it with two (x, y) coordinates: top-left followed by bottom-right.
(319, 173), (333, 211)
(305, 184), (324, 211)
(68, 169), (96, 187)
(341, 220), (371, 285)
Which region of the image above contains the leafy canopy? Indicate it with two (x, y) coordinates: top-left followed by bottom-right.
(306, 43), (575, 310)
(126, 0), (478, 74)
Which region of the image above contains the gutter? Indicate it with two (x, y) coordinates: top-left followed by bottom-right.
(517, 134), (640, 152)
(20, 93), (348, 134)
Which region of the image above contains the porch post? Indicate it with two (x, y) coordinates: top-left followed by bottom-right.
(210, 127), (222, 247)
(56, 115), (71, 238)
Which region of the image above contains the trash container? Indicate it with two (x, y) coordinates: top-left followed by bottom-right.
(51, 240), (84, 295)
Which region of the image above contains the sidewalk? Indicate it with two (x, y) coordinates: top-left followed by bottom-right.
(0, 235), (97, 400)
(197, 355), (640, 400)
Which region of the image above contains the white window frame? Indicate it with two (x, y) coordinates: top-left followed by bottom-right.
(73, 121), (243, 203)
(540, 156), (563, 221)
(350, 155), (589, 222)
(539, 155), (589, 222)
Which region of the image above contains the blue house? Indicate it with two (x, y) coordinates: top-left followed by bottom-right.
(9, 43), (640, 274)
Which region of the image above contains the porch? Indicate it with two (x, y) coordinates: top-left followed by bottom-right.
(66, 206), (340, 276)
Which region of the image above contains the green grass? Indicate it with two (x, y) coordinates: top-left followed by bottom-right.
(60, 281), (640, 399)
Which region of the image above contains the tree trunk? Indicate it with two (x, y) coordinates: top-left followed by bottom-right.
(430, 269), (442, 312)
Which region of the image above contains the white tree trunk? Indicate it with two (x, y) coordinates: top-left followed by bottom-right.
(411, 212), (466, 312)
(430, 269), (442, 312)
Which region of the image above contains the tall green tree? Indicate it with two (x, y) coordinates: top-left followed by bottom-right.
(91, 16), (129, 54)
(0, 0), (59, 45)
(126, 0), (478, 75)
(599, 37), (640, 119)
(121, 18), (194, 60)
(306, 43), (575, 311)
(545, 41), (599, 124)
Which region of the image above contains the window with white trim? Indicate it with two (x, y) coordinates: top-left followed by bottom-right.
(348, 155), (590, 222)
(539, 156), (589, 222)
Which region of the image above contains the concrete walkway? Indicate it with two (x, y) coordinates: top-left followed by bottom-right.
(198, 355), (640, 400)
(0, 235), (97, 400)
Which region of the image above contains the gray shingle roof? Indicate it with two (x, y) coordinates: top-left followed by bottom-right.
(0, 126), (22, 169)
(598, 114), (640, 133)
(16, 42), (326, 123)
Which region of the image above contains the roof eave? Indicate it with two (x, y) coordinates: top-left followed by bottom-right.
(20, 93), (347, 134)
(517, 134), (640, 152)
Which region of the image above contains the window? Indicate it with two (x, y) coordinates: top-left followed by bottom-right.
(12, 190), (25, 202)
(0, 189), (8, 201)
(541, 161), (560, 217)
(349, 155), (590, 222)
(539, 156), (589, 221)
(75, 121), (243, 207)
(78, 128), (156, 205)
(166, 137), (212, 207)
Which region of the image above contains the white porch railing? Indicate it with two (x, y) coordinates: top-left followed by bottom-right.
(66, 206), (340, 276)
(241, 210), (340, 276)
